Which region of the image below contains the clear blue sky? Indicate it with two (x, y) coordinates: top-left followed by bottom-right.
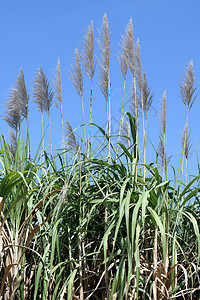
(1, 0), (200, 179)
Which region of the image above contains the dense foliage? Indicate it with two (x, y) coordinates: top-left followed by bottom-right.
(0, 14), (200, 300)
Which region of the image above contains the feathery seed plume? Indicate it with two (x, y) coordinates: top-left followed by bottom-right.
(118, 24), (130, 79)
(135, 39), (142, 93)
(158, 91), (171, 174)
(179, 60), (197, 111)
(33, 67), (54, 155)
(126, 18), (135, 76)
(69, 48), (83, 98)
(98, 13), (112, 160)
(33, 67), (54, 114)
(82, 21), (95, 157)
(82, 21), (95, 79)
(53, 58), (62, 111)
(160, 90), (166, 135)
(181, 125), (192, 160)
(3, 69), (29, 135)
(69, 48), (86, 145)
(179, 61), (196, 184)
(3, 89), (21, 134)
(141, 72), (154, 118)
(65, 121), (79, 154)
(129, 86), (139, 118)
(14, 68), (29, 120)
(8, 128), (17, 159)
(53, 58), (66, 163)
(98, 13), (110, 102)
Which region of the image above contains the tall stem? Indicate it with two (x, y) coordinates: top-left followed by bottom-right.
(108, 73), (111, 160)
(48, 112), (52, 156)
(185, 154), (188, 185)
(87, 78), (93, 158)
(153, 228), (158, 299)
(116, 76), (127, 160)
(78, 153), (84, 300)
(163, 132), (166, 180)
(141, 90), (146, 182)
(185, 109), (189, 185)
(27, 116), (31, 160)
(182, 108), (189, 184)
(144, 112), (147, 181)
(81, 94), (86, 150)
(60, 101), (66, 166)
(133, 75), (138, 183)
(41, 112), (44, 164)
(105, 78), (111, 299)
(104, 202), (108, 297)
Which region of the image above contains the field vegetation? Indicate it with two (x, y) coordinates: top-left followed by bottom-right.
(0, 14), (200, 299)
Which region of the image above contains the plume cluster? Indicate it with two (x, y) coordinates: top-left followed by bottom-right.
(1, 16), (200, 300)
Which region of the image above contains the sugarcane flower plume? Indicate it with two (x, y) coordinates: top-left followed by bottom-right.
(98, 13), (110, 101)
(69, 48), (83, 98)
(179, 60), (197, 110)
(125, 17), (135, 76)
(33, 67), (54, 114)
(14, 68), (29, 120)
(181, 125), (192, 159)
(53, 58), (62, 111)
(118, 22), (131, 79)
(82, 21), (95, 80)
(3, 88), (21, 133)
(65, 121), (79, 154)
(141, 72), (154, 117)
(135, 39), (142, 92)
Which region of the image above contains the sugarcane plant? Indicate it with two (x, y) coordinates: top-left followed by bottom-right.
(0, 15), (200, 300)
